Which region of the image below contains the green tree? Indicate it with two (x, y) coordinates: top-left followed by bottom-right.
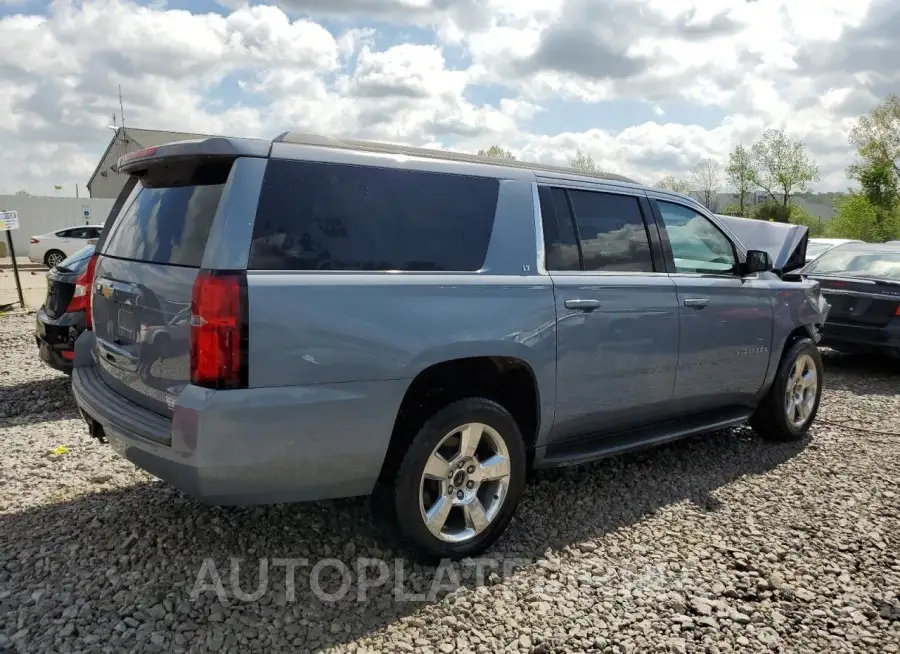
(827, 193), (900, 241)
(718, 202), (745, 217)
(725, 144), (755, 216)
(847, 96), (900, 239)
(654, 175), (693, 194)
(848, 94), (900, 204)
(477, 145), (516, 160)
(752, 201), (790, 223)
(750, 129), (819, 220)
(569, 148), (598, 173)
(787, 203), (825, 237)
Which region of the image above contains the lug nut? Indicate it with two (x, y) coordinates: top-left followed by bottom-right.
(456, 491), (464, 500)
(458, 461), (465, 469)
(466, 481), (475, 489)
(467, 466), (475, 474)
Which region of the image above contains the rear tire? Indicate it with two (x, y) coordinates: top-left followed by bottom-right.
(373, 397), (526, 562)
(750, 337), (823, 442)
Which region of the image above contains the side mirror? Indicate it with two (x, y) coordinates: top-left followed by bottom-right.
(744, 249), (773, 274)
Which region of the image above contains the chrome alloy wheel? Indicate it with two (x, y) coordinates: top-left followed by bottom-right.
(47, 252), (65, 268)
(785, 353), (818, 428)
(419, 422), (512, 543)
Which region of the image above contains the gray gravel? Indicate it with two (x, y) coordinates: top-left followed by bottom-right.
(1, 311), (899, 653)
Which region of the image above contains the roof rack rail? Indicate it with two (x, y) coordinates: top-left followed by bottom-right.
(272, 131), (640, 185)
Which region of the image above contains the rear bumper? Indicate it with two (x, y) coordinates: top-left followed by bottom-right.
(71, 356), (406, 505)
(35, 308), (85, 373)
(820, 319), (900, 356)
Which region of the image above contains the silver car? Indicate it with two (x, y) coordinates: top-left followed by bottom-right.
(72, 134), (830, 560)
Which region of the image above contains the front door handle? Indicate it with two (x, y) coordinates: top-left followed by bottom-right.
(684, 297), (709, 309)
(565, 299), (602, 312)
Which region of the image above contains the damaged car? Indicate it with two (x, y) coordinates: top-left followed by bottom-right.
(800, 241), (900, 358)
(71, 135), (831, 560)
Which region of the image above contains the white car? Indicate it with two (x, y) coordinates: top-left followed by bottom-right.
(805, 238), (863, 263)
(29, 225), (103, 268)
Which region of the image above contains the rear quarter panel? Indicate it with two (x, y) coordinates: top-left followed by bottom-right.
(245, 177), (559, 445)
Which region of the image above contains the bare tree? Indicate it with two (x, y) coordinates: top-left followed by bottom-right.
(569, 148), (599, 173)
(14, 190), (29, 196)
(750, 129), (819, 221)
(654, 175), (693, 194)
(477, 145), (516, 160)
(690, 158), (720, 209)
(725, 144), (755, 217)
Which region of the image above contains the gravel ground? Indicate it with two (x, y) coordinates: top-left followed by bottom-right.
(1, 311), (898, 654)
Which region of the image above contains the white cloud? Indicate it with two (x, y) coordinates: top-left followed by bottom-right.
(0, 0), (894, 196)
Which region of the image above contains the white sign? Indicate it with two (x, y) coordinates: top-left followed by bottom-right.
(82, 205), (91, 219)
(0, 210), (19, 232)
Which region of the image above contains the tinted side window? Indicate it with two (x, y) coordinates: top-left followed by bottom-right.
(568, 190), (654, 272)
(249, 160), (499, 271)
(656, 201), (736, 274)
(538, 186), (580, 271)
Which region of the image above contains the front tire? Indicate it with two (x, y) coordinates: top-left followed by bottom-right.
(750, 337), (823, 442)
(375, 397), (526, 562)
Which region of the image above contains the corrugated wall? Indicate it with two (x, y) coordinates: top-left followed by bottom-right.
(0, 195), (115, 256)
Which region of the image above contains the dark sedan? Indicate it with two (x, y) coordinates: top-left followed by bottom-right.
(35, 245), (96, 373)
(801, 242), (900, 358)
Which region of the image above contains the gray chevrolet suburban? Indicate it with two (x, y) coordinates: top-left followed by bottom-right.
(72, 133), (830, 560)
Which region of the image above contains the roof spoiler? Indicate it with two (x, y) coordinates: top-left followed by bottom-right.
(115, 137), (271, 175)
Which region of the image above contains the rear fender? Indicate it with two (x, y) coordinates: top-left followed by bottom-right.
(403, 339), (556, 447)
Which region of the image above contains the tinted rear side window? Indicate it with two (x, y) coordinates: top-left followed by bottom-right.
(249, 160), (499, 271)
(538, 185), (580, 271)
(568, 190), (654, 272)
(102, 162), (230, 267)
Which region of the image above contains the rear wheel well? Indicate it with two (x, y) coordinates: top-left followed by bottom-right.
(378, 357), (540, 484)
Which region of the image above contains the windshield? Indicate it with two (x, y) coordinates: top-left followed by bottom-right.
(806, 242), (834, 259)
(803, 247), (900, 281)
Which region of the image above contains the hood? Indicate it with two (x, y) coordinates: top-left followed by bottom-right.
(714, 214), (808, 275)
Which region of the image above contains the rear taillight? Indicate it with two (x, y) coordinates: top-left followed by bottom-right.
(30, 237), (39, 244)
(189, 271), (247, 389)
(895, 304), (900, 316)
(66, 253), (99, 328)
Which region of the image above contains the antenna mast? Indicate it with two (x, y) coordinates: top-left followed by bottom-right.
(119, 85), (126, 135)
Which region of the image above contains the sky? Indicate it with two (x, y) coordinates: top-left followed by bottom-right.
(0, 0), (896, 196)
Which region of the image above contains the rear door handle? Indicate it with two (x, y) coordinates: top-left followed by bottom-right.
(684, 297), (709, 309)
(565, 299), (602, 311)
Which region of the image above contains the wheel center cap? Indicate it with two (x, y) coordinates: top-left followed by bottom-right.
(453, 470), (467, 486)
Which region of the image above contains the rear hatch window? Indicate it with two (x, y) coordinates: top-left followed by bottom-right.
(102, 163), (230, 267)
(92, 160), (232, 418)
